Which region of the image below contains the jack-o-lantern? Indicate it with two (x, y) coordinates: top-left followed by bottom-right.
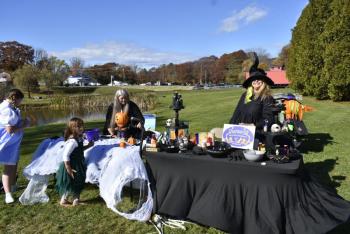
(115, 112), (129, 128)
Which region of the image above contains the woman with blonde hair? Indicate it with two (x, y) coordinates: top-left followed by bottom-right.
(103, 89), (144, 138)
(229, 53), (275, 131)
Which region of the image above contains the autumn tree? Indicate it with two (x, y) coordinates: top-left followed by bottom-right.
(0, 41), (34, 72)
(13, 64), (39, 98)
(272, 44), (290, 69)
(33, 48), (49, 69)
(41, 56), (70, 89)
(85, 63), (119, 85)
(70, 57), (85, 76)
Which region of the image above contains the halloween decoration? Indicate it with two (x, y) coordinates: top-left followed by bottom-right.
(115, 112), (129, 129)
(283, 100), (313, 121)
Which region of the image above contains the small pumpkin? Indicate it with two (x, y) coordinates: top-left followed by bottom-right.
(120, 141), (126, 148)
(115, 112), (129, 128)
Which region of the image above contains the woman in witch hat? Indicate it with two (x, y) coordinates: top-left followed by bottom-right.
(229, 52), (275, 134)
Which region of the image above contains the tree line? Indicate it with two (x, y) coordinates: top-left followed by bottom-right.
(1, 41), (280, 97)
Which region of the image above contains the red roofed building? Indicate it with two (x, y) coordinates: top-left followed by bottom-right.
(246, 67), (289, 87)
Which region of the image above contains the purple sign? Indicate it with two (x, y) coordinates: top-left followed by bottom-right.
(222, 124), (255, 149)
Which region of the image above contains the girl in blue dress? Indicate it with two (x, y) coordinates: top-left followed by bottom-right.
(0, 89), (28, 204)
(56, 117), (93, 206)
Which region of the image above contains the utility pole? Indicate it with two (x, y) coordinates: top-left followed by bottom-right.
(200, 64), (203, 85)
(111, 75), (114, 86)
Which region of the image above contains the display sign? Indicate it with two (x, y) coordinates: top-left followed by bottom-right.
(222, 124), (256, 149)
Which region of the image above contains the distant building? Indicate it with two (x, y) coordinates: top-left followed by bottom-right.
(245, 67), (289, 87)
(63, 76), (98, 86)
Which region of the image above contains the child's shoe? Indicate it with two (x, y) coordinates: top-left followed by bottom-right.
(59, 198), (71, 207)
(72, 198), (79, 206)
(5, 193), (14, 204)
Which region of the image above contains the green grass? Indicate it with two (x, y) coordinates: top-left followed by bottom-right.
(1, 88), (350, 233)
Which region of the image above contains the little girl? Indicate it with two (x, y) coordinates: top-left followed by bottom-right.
(56, 117), (93, 206)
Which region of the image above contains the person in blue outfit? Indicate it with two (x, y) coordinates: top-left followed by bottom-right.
(0, 89), (28, 203)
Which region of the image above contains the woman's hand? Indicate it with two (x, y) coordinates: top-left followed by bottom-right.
(108, 127), (116, 137)
(136, 122), (142, 129)
(64, 162), (75, 179)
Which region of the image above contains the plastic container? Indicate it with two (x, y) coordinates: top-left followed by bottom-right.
(85, 128), (100, 142)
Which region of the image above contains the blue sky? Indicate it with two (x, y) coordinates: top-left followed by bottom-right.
(1, 0), (308, 67)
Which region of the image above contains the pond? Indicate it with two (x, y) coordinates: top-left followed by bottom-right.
(22, 106), (108, 127)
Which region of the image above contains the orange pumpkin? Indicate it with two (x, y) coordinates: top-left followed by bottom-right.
(120, 141), (126, 148)
(115, 112), (129, 128)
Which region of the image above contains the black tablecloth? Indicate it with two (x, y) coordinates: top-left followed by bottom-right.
(145, 152), (350, 234)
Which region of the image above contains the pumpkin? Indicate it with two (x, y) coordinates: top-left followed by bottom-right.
(127, 137), (136, 145)
(115, 112), (129, 128)
(120, 141), (126, 148)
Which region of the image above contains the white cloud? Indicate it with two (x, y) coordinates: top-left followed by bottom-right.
(49, 41), (197, 68)
(219, 5), (267, 33)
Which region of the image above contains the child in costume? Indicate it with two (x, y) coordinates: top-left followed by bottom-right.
(0, 88), (28, 204)
(56, 117), (93, 206)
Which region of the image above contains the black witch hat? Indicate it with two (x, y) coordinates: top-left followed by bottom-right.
(242, 52), (274, 88)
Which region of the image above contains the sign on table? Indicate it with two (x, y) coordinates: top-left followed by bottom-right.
(222, 124), (255, 149)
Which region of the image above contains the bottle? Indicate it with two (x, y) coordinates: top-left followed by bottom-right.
(263, 120), (269, 133)
(206, 137), (213, 147)
(151, 134), (157, 147)
(275, 145), (280, 156)
(284, 145), (289, 156)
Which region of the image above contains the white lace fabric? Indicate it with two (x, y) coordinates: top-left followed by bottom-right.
(20, 138), (153, 222)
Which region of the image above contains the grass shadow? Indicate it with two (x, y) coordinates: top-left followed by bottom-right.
(82, 196), (105, 205)
(299, 133), (334, 154)
(304, 158), (346, 192)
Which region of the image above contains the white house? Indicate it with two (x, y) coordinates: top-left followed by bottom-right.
(63, 76), (98, 86)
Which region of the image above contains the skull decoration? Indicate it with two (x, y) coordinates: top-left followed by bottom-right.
(166, 119), (172, 127)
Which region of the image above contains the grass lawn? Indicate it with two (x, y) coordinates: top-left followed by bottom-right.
(1, 88), (349, 233)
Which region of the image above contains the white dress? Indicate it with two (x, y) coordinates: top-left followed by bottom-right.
(0, 100), (23, 165)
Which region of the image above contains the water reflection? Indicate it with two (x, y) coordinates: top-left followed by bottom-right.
(22, 106), (107, 126)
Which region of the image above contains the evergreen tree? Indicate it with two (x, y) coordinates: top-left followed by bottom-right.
(287, 0), (332, 98)
(321, 0), (350, 101)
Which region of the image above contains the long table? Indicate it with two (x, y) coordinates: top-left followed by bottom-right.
(145, 151), (350, 234)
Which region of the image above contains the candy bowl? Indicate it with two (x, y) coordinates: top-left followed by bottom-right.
(243, 149), (264, 162)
